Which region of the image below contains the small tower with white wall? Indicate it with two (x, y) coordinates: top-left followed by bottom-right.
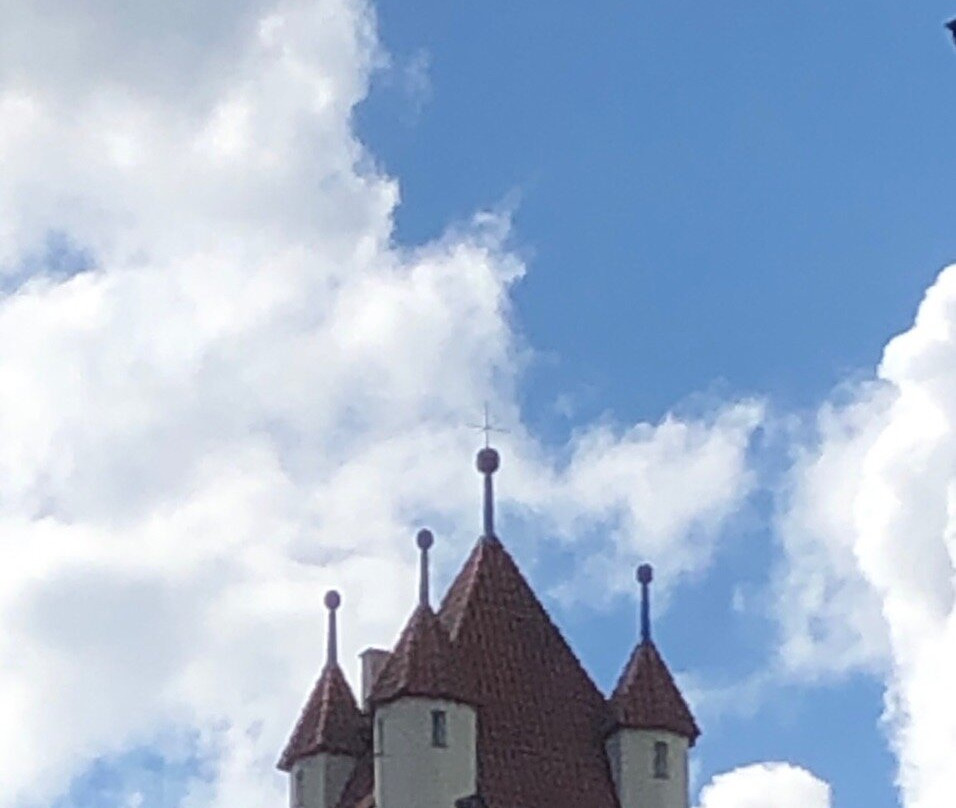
(605, 564), (701, 808)
(368, 529), (478, 808)
(278, 590), (366, 808)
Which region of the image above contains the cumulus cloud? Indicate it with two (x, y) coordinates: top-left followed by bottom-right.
(776, 265), (956, 808)
(528, 405), (762, 605)
(695, 762), (831, 808)
(0, 1), (761, 807)
(773, 384), (893, 678)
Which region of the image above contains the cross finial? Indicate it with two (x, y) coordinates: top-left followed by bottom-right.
(468, 404), (507, 539)
(468, 403), (508, 448)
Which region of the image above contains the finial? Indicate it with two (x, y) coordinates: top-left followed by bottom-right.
(476, 446), (500, 538)
(469, 403), (509, 448)
(325, 589), (341, 667)
(636, 564), (653, 643)
(467, 405), (507, 540)
(417, 528), (434, 607)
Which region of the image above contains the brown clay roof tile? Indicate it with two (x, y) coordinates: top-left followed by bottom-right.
(369, 603), (469, 706)
(608, 639), (700, 745)
(278, 663), (367, 770)
(437, 536), (620, 808)
(314, 537), (699, 808)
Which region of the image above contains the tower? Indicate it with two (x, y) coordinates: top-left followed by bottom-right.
(278, 440), (704, 808)
(278, 591), (365, 808)
(605, 564), (700, 808)
(368, 529), (478, 808)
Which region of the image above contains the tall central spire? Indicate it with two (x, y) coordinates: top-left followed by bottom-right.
(476, 446), (500, 539)
(470, 405), (506, 540)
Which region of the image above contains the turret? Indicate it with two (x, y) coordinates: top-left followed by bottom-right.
(368, 528), (477, 808)
(605, 564), (700, 808)
(278, 591), (366, 808)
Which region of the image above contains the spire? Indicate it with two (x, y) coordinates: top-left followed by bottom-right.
(325, 589), (340, 667)
(637, 563), (652, 644)
(369, 528), (470, 706)
(417, 528), (434, 607)
(469, 404), (506, 540)
(606, 563), (700, 745)
(277, 590), (366, 771)
(476, 446), (500, 539)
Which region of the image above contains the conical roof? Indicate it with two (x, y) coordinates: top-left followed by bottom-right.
(438, 536), (619, 808)
(369, 603), (469, 705)
(278, 662), (367, 770)
(608, 639), (700, 745)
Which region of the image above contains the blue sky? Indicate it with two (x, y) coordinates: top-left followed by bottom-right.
(2, 2), (956, 808)
(362, 0), (953, 418)
(355, 4), (954, 806)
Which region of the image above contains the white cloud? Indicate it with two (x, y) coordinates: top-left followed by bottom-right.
(695, 762), (831, 808)
(0, 1), (761, 807)
(776, 265), (956, 808)
(773, 385), (893, 678)
(530, 404), (763, 605)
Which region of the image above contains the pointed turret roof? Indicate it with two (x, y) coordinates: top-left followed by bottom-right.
(607, 563), (700, 744)
(608, 639), (700, 744)
(369, 528), (470, 706)
(278, 662), (368, 769)
(438, 535), (619, 808)
(278, 591), (366, 770)
(368, 603), (469, 705)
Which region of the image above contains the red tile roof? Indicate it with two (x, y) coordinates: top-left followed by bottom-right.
(369, 604), (469, 706)
(437, 536), (620, 808)
(608, 639), (700, 745)
(278, 663), (367, 770)
(313, 537), (699, 808)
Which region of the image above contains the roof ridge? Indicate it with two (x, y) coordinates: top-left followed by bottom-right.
(438, 535), (499, 640)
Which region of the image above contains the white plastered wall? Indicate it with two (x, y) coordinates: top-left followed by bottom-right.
(374, 697), (477, 808)
(605, 729), (689, 808)
(290, 753), (356, 808)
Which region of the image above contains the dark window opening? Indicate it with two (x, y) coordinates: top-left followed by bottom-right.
(294, 767), (305, 807)
(431, 709), (448, 748)
(653, 740), (669, 779)
(375, 717), (384, 756)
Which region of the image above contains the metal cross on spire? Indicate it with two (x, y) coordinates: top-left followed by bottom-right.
(467, 403), (509, 447)
(469, 404), (507, 539)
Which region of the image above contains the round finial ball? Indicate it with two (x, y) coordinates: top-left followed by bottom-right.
(476, 446), (500, 475)
(636, 564), (653, 585)
(324, 590), (341, 610)
(416, 528), (434, 550)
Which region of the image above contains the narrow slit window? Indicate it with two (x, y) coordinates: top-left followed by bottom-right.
(431, 709), (448, 748)
(375, 717), (385, 756)
(653, 740), (669, 779)
(294, 766), (306, 807)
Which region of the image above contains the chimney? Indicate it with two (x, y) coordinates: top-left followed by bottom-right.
(360, 648), (391, 708)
